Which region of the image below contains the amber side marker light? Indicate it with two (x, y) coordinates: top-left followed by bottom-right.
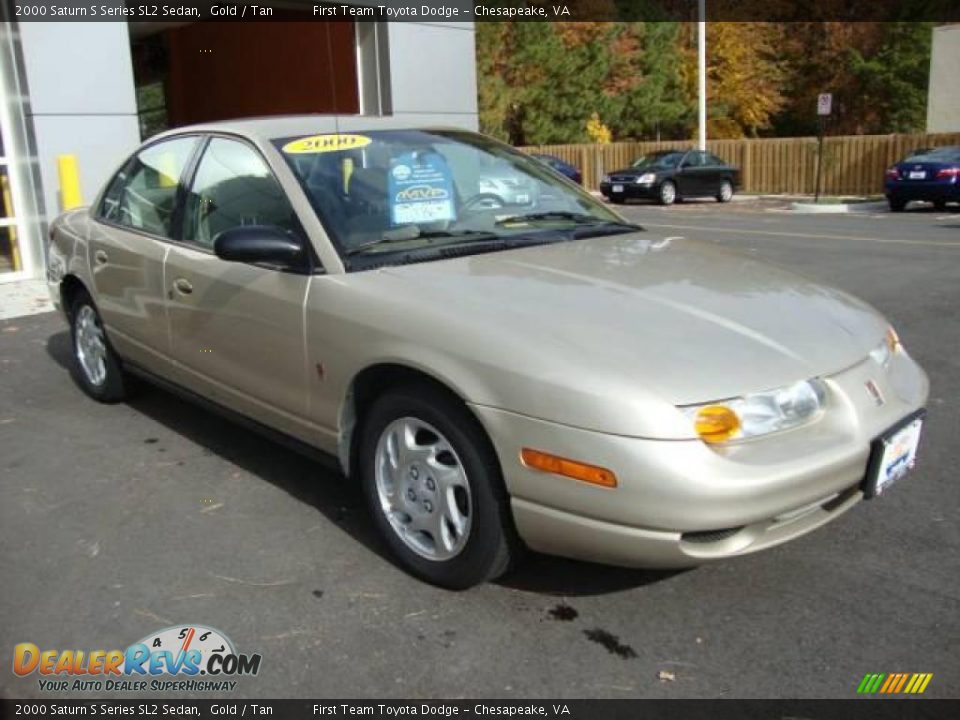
(520, 448), (618, 488)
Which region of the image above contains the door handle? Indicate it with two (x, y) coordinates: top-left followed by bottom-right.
(173, 278), (194, 295)
(94, 250), (109, 265)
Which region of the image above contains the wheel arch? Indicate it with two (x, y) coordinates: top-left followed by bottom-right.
(338, 362), (492, 479)
(59, 274), (91, 320)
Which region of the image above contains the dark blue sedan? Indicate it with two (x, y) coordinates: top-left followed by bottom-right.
(885, 146), (960, 211)
(530, 153), (583, 185)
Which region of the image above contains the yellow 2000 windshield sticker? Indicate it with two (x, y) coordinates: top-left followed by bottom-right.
(282, 134), (372, 154)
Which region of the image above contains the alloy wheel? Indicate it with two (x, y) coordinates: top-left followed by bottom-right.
(374, 417), (473, 561)
(74, 305), (107, 387)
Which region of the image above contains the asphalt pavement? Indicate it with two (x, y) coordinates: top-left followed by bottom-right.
(1, 200), (958, 699)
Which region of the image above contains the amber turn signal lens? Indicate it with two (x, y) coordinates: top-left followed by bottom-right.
(519, 448), (617, 488)
(694, 405), (741, 443)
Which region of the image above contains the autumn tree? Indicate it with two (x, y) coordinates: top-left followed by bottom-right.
(771, 22), (933, 136)
(680, 22), (785, 138)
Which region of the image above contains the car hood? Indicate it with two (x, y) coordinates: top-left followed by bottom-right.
(607, 167), (647, 177)
(370, 232), (887, 430)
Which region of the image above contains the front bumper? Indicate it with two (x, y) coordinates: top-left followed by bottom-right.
(471, 349), (928, 568)
(599, 181), (659, 200)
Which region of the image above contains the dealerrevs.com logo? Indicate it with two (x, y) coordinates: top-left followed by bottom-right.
(13, 625), (262, 693)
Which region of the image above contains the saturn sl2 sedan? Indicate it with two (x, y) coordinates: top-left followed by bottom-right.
(47, 117), (929, 588)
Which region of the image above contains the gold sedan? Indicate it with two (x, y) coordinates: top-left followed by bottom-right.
(48, 117), (929, 588)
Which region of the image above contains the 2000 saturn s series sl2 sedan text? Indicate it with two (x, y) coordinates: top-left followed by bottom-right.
(47, 116), (929, 588)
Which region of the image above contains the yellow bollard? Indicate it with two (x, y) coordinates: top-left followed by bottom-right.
(57, 155), (84, 211)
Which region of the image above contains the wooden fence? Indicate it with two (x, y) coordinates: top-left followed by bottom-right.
(521, 133), (960, 196)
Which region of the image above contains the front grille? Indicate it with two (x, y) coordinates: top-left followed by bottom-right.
(681, 526), (744, 544)
(610, 175), (634, 183)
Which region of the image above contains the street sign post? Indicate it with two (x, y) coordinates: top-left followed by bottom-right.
(815, 93), (832, 202)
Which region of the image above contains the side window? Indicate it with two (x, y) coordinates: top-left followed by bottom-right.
(706, 153), (726, 167)
(99, 137), (198, 237)
(183, 138), (299, 249)
(686, 152), (708, 167)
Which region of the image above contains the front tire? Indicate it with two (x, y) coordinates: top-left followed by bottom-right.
(69, 291), (128, 403)
(717, 179), (734, 203)
(358, 384), (517, 589)
(658, 180), (677, 206)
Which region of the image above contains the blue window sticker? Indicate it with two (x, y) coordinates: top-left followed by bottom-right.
(388, 151), (457, 226)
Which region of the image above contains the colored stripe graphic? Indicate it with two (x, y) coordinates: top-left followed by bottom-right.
(857, 673), (932, 694)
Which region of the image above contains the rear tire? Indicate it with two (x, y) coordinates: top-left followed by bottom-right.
(658, 180), (677, 206)
(888, 198), (906, 212)
(68, 290), (128, 403)
(358, 383), (518, 589)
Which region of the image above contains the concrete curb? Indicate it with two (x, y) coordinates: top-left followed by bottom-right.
(791, 201), (888, 214)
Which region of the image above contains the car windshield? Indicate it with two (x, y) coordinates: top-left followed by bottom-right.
(904, 147), (960, 163)
(274, 129), (632, 268)
(631, 151), (685, 169)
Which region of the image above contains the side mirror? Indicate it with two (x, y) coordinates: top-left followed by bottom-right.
(213, 225), (304, 266)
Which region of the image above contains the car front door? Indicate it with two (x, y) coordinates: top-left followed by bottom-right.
(164, 136), (316, 442)
(671, 151), (697, 196)
(89, 136), (200, 371)
(675, 151), (711, 196)
(702, 153), (729, 196)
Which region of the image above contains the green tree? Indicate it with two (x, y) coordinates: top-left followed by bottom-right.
(476, 21), (691, 144)
(772, 22), (933, 136)
(847, 22), (933, 133)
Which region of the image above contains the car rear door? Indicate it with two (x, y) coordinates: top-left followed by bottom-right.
(89, 135), (200, 372)
(164, 135), (316, 442)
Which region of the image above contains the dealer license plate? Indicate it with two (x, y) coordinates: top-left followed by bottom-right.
(612, 184), (624, 193)
(908, 171), (926, 180)
(864, 414), (924, 498)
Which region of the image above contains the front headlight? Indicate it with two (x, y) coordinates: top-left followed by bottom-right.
(869, 327), (901, 368)
(602, 175), (611, 183)
(636, 173), (656, 185)
(681, 378), (828, 444)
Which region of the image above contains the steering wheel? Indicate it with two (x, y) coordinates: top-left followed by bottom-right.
(461, 193), (505, 213)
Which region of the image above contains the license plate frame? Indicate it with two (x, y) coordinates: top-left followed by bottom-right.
(612, 184), (624, 193)
(862, 409), (926, 499)
(908, 170), (926, 180)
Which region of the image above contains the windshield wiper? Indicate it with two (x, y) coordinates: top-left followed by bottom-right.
(495, 211), (642, 230)
(345, 228), (498, 256)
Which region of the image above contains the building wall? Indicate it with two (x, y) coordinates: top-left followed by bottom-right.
(12, 19), (478, 280)
(18, 22), (141, 234)
(927, 25), (960, 133)
(385, 22), (478, 130)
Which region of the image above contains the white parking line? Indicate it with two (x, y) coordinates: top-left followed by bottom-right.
(639, 222), (960, 248)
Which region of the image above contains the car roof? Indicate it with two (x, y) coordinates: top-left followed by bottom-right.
(151, 114), (471, 143)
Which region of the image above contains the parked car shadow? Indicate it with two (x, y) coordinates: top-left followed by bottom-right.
(44, 330), (384, 561)
(496, 555), (687, 597)
(46, 329), (684, 596)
